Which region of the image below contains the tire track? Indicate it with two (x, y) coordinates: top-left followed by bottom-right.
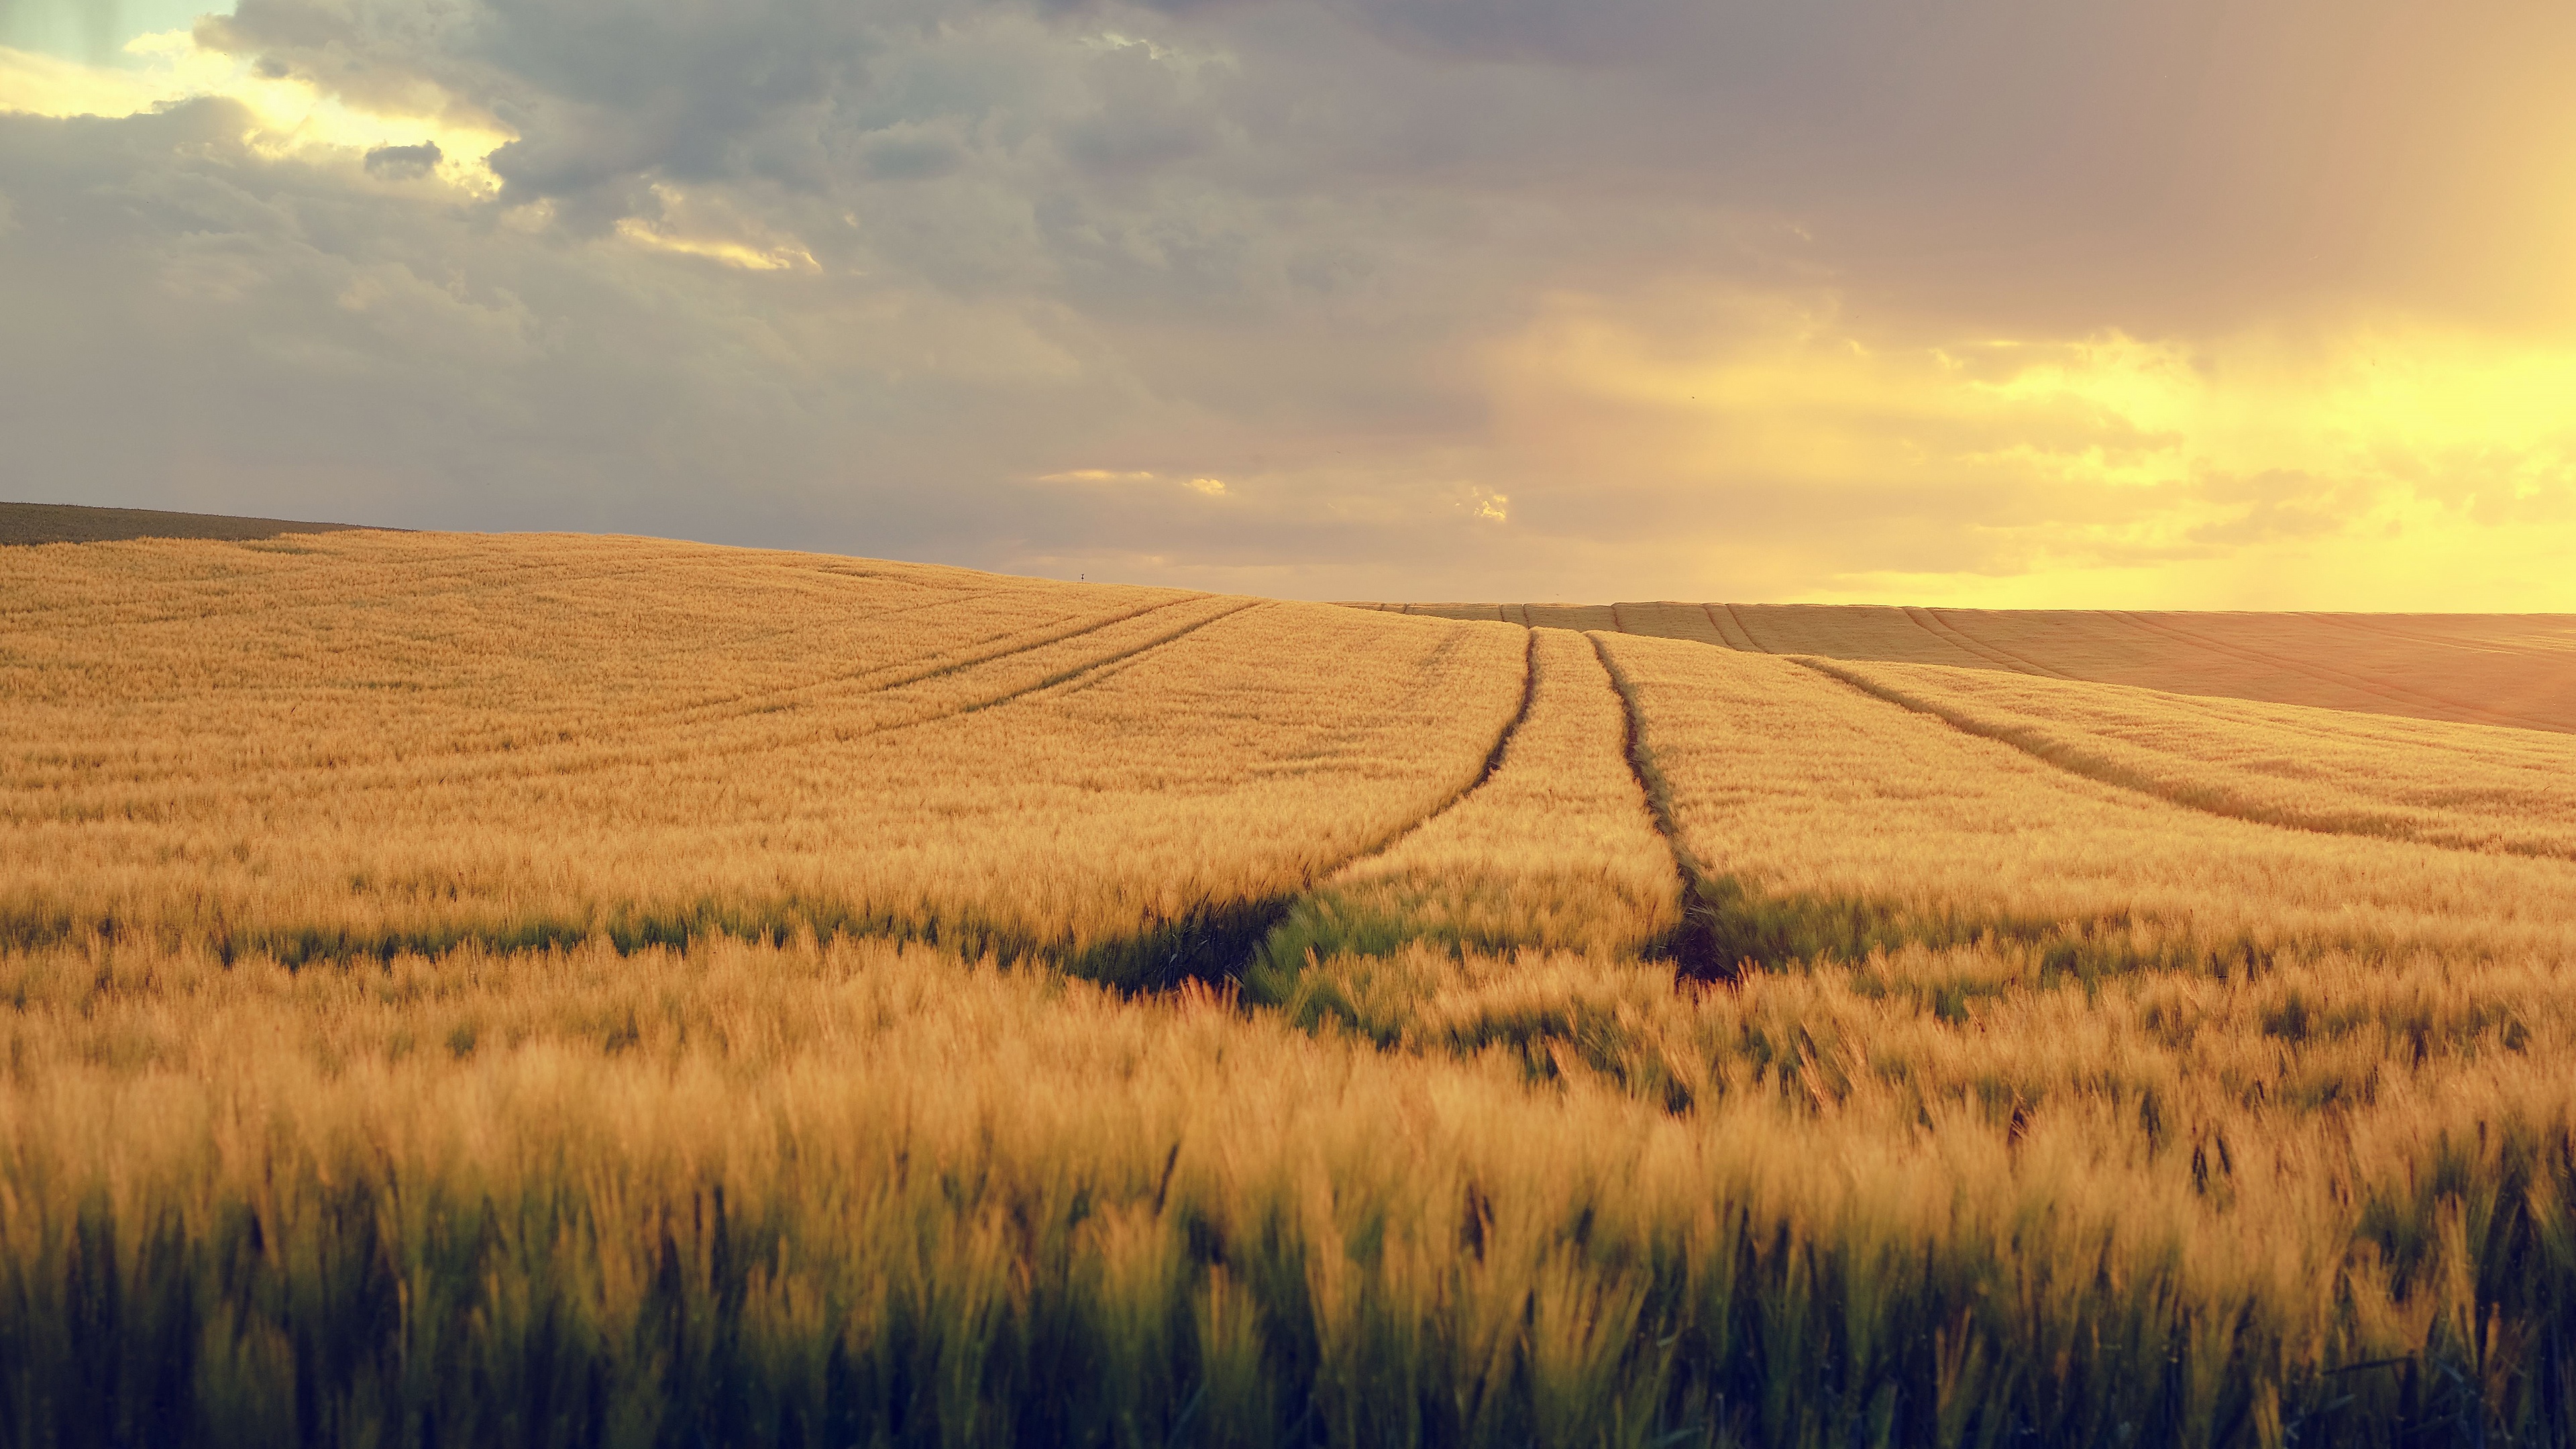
(674, 609), (1537, 993)
(36, 604), (1514, 987)
(10, 538), (1118, 737)
(1905, 607), (2074, 678)
(1794, 656), (2576, 863)
(1699, 604), (1761, 652)
(645, 594), (1212, 733)
(1366, 624), (1540, 857)
(27, 597), (1253, 815)
(2308, 612), (2575, 660)
(1273, 623), (1542, 889)
(1717, 604), (1773, 653)
(1229, 625), (1542, 986)
(1589, 632), (1731, 983)
(199, 586), (1156, 775)
(2106, 610), (2562, 733)
(873, 598), (1269, 734)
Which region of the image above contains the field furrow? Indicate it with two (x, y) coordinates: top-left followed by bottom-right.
(1399, 602), (1512, 621)
(1809, 657), (2576, 861)
(0, 592), (1261, 829)
(1900, 605), (2063, 676)
(1722, 603), (2003, 667)
(1521, 603), (1619, 631)
(1248, 626), (1706, 1098)
(0, 533), (1207, 776)
(1594, 631), (2576, 974)
(2110, 610), (2563, 732)
(1608, 601), (1727, 645)
(1254, 628), (1678, 983)
(1339, 598), (2576, 732)
(1, 546), (1527, 980)
(1706, 602), (1762, 651)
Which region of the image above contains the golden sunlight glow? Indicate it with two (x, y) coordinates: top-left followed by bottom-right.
(0, 32), (513, 191)
(612, 184), (819, 271)
(612, 218), (816, 272)
(1038, 470), (1235, 499)
(1494, 291), (2576, 608)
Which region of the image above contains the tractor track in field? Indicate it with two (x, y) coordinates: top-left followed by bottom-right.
(1700, 603), (1763, 652)
(15, 596), (1256, 817)
(1202, 623), (1542, 987)
(1795, 655), (2576, 863)
(1904, 606), (2074, 678)
(866, 598), (1271, 737)
(640, 595), (1216, 730)
(2106, 610), (2563, 734)
(1589, 631), (1733, 983)
(1348, 623), (1542, 863)
(2307, 612), (2575, 661)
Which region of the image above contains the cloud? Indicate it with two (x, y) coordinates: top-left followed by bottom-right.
(7, 0), (2576, 607)
(361, 139), (439, 178)
(1038, 469), (1230, 498)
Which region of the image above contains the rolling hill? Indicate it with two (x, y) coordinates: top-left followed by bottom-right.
(0, 499), (377, 546)
(2, 522), (2571, 1446)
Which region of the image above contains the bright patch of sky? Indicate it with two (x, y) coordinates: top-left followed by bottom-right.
(0, 0), (230, 64)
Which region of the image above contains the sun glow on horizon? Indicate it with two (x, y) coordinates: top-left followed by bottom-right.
(1494, 291), (2576, 610)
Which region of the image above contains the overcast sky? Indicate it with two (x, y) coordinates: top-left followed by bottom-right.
(6, 0), (2575, 604)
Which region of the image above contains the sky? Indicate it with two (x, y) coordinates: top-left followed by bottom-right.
(4, 0), (2575, 605)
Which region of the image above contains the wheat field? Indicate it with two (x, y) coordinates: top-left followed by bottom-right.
(1, 532), (1523, 983)
(1358, 600), (2576, 733)
(5, 527), (2574, 1447)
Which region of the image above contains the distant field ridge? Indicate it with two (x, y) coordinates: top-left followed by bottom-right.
(1, 499), (380, 545)
(1340, 598), (2576, 732)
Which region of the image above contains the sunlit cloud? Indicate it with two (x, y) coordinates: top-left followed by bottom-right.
(1038, 470), (1162, 484)
(0, 30), (510, 190)
(1037, 470), (1234, 501)
(613, 185), (818, 272)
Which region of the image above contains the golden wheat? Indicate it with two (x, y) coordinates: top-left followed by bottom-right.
(1813, 656), (2576, 859)
(0, 930), (2566, 1443)
(1260, 629), (1680, 969)
(1348, 598), (2576, 731)
(1594, 631), (2576, 971)
(1, 533), (1525, 975)
(5, 533), (2574, 1444)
